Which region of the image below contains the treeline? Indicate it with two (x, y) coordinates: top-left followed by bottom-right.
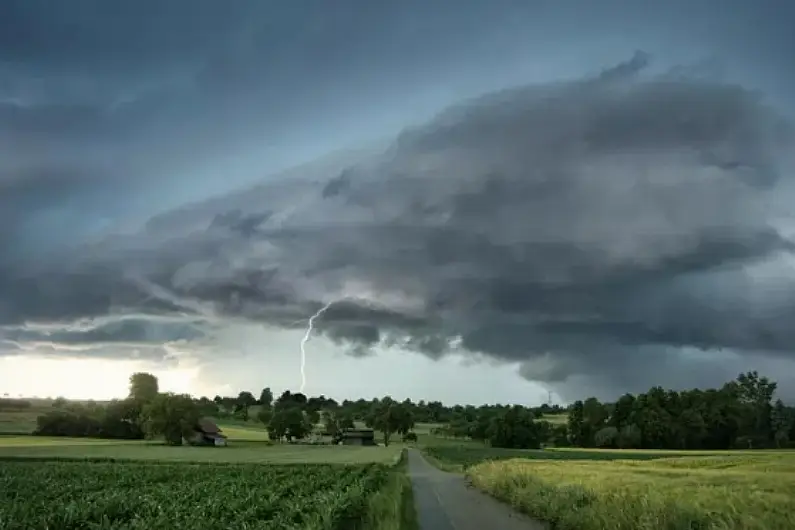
(567, 371), (795, 450)
(0, 398), (32, 410)
(31, 370), (795, 451)
(36, 373), (209, 445)
(209, 388), (566, 427)
(252, 390), (415, 446)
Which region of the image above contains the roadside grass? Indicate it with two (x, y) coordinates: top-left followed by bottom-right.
(360, 449), (419, 530)
(468, 453), (795, 530)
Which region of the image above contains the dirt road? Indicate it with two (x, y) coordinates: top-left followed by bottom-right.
(406, 449), (546, 530)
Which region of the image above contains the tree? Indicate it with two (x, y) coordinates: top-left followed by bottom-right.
(487, 405), (541, 449)
(594, 426), (619, 448)
(236, 391), (257, 421)
(322, 410), (340, 437)
(141, 393), (199, 445)
(257, 406), (273, 428)
(259, 387), (274, 408)
(732, 371), (777, 447)
(771, 399), (793, 448)
(306, 409), (320, 429)
(338, 411), (355, 430)
(368, 399), (414, 446)
(128, 373), (159, 403)
(567, 401), (586, 446)
(267, 407), (311, 442)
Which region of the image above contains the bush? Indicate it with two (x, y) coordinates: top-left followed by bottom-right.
(402, 432), (418, 443)
(34, 401), (144, 440)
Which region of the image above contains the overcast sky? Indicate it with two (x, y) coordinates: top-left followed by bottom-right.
(2, 0), (795, 404)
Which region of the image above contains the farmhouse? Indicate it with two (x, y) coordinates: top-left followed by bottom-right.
(191, 418), (228, 446)
(339, 428), (376, 446)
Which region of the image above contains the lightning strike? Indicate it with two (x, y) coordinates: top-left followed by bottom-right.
(298, 300), (339, 393)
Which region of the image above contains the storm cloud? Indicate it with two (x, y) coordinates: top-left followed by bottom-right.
(3, 1), (795, 399)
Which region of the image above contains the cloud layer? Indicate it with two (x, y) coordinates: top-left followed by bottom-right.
(3, 52), (795, 397)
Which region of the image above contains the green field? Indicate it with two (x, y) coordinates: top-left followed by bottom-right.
(0, 459), (402, 530)
(0, 409), (38, 434)
(422, 445), (705, 472)
(0, 436), (402, 464)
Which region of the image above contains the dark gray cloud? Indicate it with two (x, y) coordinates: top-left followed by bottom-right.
(5, 52), (795, 396)
(3, 1), (795, 398)
(2, 317), (205, 346)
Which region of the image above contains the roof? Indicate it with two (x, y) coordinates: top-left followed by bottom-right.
(204, 432), (228, 439)
(196, 418), (222, 434)
(341, 429), (375, 438)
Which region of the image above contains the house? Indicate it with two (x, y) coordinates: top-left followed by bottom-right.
(338, 428), (376, 446)
(191, 418), (228, 446)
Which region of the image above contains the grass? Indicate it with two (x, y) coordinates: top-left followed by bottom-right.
(0, 436), (403, 464)
(422, 445), (692, 472)
(541, 414), (568, 425)
(0, 409), (39, 434)
(216, 421), (270, 441)
(467, 452), (795, 530)
(360, 450), (419, 530)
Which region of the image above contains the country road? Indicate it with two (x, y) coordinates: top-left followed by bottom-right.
(406, 449), (546, 530)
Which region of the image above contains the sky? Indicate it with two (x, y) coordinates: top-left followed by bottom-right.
(2, 0), (795, 404)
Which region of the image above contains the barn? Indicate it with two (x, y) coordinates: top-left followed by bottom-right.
(339, 428), (376, 446)
(191, 418), (228, 446)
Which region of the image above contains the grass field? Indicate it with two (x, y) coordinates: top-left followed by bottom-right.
(0, 459), (409, 530)
(422, 445), (692, 472)
(0, 436), (403, 464)
(467, 451), (795, 529)
(0, 409), (39, 434)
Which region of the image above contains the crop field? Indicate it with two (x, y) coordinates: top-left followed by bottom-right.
(468, 452), (795, 530)
(422, 445), (685, 472)
(0, 460), (396, 530)
(0, 436), (402, 464)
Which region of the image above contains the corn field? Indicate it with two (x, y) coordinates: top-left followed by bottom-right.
(0, 460), (389, 530)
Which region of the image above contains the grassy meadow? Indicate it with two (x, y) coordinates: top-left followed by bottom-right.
(466, 451), (795, 530)
(0, 435), (403, 465)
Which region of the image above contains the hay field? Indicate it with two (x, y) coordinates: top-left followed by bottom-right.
(468, 452), (795, 530)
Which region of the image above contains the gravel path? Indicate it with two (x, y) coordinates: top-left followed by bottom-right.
(407, 449), (547, 530)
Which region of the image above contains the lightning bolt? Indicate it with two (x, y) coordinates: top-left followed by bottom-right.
(299, 300), (339, 393)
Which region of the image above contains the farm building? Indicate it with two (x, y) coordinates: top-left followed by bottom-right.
(339, 428), (376, 446)
(190, 418), (228, 446)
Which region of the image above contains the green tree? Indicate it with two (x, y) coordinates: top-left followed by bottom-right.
(732, 371), (777, 447)
(322, 410), (340, 436)
(257, 406), (273, 428)
(235, 391), (257, 421)
(259, 387), (274, 408)
(771, 399), (793, 448)
(368, 399), (414, 446)
(487, 405), (540, 449)
(141, 393), (199, 445)
(338, 411), (355, 430)
(128, 373), (159, 403)
(268, 406), (311, 442)
(567, 401), (586, 446)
